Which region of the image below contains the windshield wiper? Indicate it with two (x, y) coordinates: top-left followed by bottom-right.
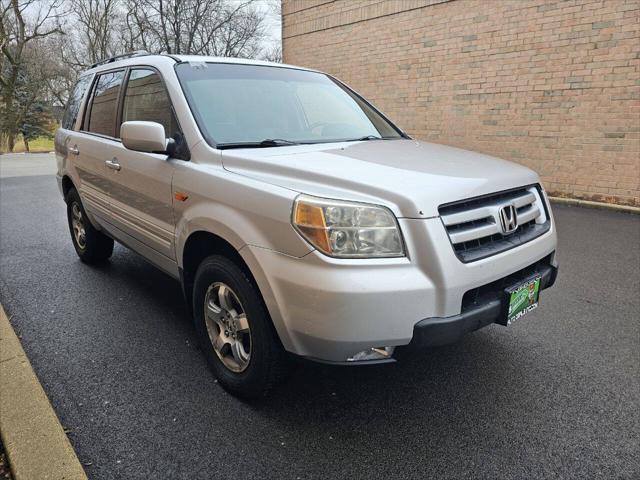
(346, 135), (403, 142)
(217, 139), (300, 149)
(343, 135), (386, 142)
(259, 138), (300, 146)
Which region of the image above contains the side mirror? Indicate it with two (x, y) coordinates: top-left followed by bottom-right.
(121, 121), (168, 154)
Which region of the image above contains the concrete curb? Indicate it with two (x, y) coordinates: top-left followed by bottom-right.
(0, 305), (87, 480)
(549, 196), (640, 214)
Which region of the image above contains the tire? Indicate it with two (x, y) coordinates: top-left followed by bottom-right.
(192, 255), (289, 398)
(66, 188), (114, 264)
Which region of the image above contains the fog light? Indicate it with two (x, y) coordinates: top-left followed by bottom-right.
(346, 347), (395, 362)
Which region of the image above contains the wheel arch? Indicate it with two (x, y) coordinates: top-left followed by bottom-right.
(181, 231), (248, 296)
(180, 230), (292, 351)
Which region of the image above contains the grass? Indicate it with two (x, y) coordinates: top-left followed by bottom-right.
(7, 136), (54, 154)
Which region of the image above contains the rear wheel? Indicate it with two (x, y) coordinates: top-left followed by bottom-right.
(193, 255), (289, 398)
(66, 188), (114, 263)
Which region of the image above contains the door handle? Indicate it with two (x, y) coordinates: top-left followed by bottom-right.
(68, 145), (80, 155)
(105, 158), (121, 171)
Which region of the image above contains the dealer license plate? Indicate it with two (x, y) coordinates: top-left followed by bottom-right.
(506, 276), (541, 325)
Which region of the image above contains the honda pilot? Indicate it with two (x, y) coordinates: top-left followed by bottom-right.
(55, 52), (558, 397)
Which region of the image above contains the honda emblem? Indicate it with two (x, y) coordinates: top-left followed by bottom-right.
(499, 204), (518, 234)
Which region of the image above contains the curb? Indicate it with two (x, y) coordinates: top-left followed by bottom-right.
(0, 305), (87, 480)
(549, 196), (640, 214)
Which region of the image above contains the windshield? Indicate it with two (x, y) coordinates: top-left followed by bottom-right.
(174, 63), (404, 147)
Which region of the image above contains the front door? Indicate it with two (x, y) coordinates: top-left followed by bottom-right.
(106, 67), (186, 262)
(107, 148), (176, 260)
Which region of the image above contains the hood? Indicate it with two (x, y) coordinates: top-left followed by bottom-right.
(221, 139), (540, 218)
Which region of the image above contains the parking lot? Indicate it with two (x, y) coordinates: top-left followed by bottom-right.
(0, 156), (638, 479)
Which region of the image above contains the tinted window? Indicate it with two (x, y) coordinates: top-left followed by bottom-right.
(122, 69), (179, 137)
(175, 63), (402, 147)
(62, 76), (92, 130)
(87, 71), (124, 137)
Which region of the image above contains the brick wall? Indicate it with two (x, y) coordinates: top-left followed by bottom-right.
(282, 0), (640, 206)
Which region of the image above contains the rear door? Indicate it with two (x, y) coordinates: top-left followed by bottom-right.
(56, 74), (93, 175)
(74, 70), (126, 221)
(106, 67), (186, 261)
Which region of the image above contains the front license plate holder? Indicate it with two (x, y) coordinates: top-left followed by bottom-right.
(499, 275), (541, 326)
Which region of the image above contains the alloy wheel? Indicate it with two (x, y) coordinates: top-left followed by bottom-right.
(204, 282), (252, 373)
(71, 202), (87, 250)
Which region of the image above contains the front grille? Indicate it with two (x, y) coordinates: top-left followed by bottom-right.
(439, 185), (551, 262)
(461, 253), (554, 312)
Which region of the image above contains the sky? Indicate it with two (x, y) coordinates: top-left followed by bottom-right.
(256, 0), (282, 52)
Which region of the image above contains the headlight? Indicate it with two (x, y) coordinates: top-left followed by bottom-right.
(292, 195), (405, 258)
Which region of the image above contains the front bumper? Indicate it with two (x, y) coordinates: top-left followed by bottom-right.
(242, 216), (558, 364)
(410, 260), (558, 348)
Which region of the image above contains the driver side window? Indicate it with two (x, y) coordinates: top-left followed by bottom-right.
(122, 68), (188, 159)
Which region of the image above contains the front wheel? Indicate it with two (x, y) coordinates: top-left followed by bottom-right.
(66, 188), (114, 264)
(192, 255), (289, 398)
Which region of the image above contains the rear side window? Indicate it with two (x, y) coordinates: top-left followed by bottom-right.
(87, 71), (125, 137)
(122, 69), (179, 137)
(62, 76), (92, 130)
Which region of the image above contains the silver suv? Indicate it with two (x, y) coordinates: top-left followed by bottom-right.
(56, 52), (558, 397)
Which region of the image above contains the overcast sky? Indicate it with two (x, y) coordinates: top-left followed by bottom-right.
(256, 0), (282, 51)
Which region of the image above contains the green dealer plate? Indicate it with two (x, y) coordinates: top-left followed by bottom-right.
(506, 276), (541, 325)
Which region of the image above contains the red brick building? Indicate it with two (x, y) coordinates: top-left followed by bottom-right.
(282, 0), (640, 206)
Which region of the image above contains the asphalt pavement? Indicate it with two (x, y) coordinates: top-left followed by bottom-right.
(0, 152), (57, 178)
(0, 167), (638, 479)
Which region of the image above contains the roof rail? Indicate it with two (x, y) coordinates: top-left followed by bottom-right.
(90, 50), (151, 69)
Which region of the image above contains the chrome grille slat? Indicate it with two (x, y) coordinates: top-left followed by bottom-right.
(439, 185), (551, 263)
(441, 206), (494, 226)
(449, 222), (500, 244)
(512, 191), (536, 208)
(515, 205), (539, 224)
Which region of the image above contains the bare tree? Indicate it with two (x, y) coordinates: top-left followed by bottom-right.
(261, 45), (281, 63)
(0, 0), (64, 151)
(123, 0), (265, 57)
(65, 0), (120, 67)
(41, 33), (79, 106)
(0, 0), (276, 151)
(257, 0), (281, 62)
